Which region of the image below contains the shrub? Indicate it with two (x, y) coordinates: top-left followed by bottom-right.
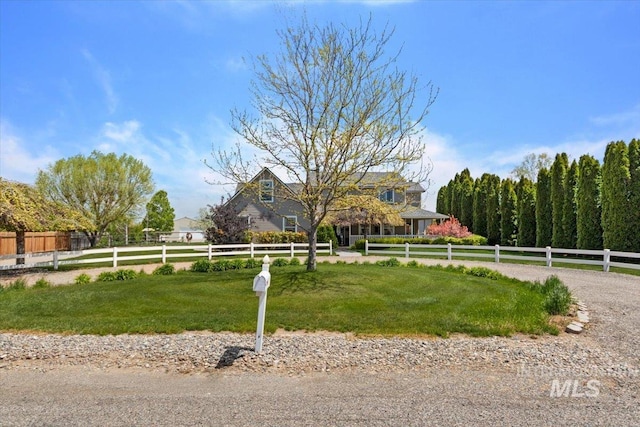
(33, 278), (52, 289)
(289, 257), (301, 266)
(98, 269), (137, 282)
(376, 257), (401, 267)
(6, 278), (27, 290)
(244, 258), (261, 269)
(211, 259), (231, 271)
(227, 259), (246, 270)
(191, 259), (213, 273)
(75, 273), (92, 285)
(271, 258), (290, 267)
(465, 266), (504, 280)
(406, 260), (420, 268)
(540, 275), (572, 315)
(317, 225), (338, 247)
(115, 269), (137, 281)
(153, 264), (176, 275)
(427, 216), (472, 238)
(247, 231), (308, 244)
(354, 234), (487, 250)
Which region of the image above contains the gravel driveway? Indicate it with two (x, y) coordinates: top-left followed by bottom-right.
(0, 258), (638, 426)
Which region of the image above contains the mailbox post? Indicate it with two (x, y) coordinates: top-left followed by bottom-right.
(253, 255), (271, 353)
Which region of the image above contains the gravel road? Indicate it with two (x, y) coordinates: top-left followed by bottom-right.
(0, 258), (638, 426)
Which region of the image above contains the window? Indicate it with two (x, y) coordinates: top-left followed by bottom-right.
(283, 216), (297, 232)
(379, 189), (394, 203)
(260, 179), (274, 202)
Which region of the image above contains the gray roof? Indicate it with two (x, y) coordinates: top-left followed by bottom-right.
(398, 206), (449, 220)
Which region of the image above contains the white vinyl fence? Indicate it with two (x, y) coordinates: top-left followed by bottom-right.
(0, 242), (332, 271)
(364, 241), (640, 273)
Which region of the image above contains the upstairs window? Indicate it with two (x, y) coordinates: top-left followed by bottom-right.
(379, 189), (394, 203)
(260, 179), (274, 203)
(283, 216), (297, 232)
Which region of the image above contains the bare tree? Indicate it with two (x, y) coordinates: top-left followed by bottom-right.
(210, 15), (437, 271)
(510, 153), (552, 181)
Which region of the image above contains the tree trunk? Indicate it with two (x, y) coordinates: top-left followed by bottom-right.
(16, 230), (26, 265)
(306, 226), (318, 272)
(85, 231), (100, 248)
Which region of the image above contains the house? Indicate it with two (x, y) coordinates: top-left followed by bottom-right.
(225, 167), (448, 246)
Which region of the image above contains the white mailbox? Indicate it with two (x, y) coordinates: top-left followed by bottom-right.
(253, 271), (270, 294)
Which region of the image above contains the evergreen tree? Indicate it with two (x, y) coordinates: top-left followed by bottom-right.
(576, 155), (603, 250)
(485, 174), (501, 245)
(500, 178), (518, 246)
(516, 176), (536, 247)
(628, 138), (640, 252)
(535, 168), (552, 247)
(550, 153), (569, 247)
(449, 173), (461, 219)
(459, 168), (474, 230)
(561, 160), (578, 249)
(472, 175), (489, 237)
(601, 141), (632, 251)
(436, 186), (448, 214)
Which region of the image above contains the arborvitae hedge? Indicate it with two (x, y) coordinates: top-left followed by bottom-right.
(576, 154), (603, 250)
(562, 160), (578, 249)
(550, 153), (568, 247)
(500, 179), (517, 246)
(536, 168), (552, 247)
(485, 174), (501, 245)
(601, 141), (632, 251)
(629, 138), (640, 252)
(517, 177), (537, 247)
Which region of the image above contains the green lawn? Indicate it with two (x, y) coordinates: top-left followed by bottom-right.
(0, 263), (558, 337)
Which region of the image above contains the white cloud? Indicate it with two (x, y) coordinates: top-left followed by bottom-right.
(82, 49), (118, 114)
(0, 119), (60, 184)
(225, 56), (247, 72)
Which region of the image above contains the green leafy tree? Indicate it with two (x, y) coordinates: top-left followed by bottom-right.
(449, 173), (461, 220)
(576, 155), (603, 250)
(629, 138), (640, 252)
(561, 160), (579, 249)
(510, 153), (552, 181)
(535, 168), (552, 247)
(210, 15), (436, 271)
(601, 141), (632, 251)
(0, 179), (92, 264)
(550, 153), (569, 247)
(145, 190), (176, 232)
(485, 174), (501, 245)
(36, 151), (154, 247)
(500, 178), (518, 246)
(516, 176), (537, 247)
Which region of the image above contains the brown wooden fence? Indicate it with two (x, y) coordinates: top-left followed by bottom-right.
(0, 232), (71, 256)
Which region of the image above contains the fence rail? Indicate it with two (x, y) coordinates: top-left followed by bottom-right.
(365, 241), (640, 273)
(0, 242), (332, 271)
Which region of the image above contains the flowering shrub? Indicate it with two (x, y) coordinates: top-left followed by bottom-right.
(426, 216), (472, 238)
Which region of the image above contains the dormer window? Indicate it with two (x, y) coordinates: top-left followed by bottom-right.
(380, 189), (394, 203)
(260, 179), (274, 202)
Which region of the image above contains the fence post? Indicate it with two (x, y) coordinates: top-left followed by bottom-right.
(113, 247), (118, 268)
(447, 243), (452, 261)
(208, 244), (212, 261)
(365, 240), (369, 256)
(53, 250), (59, 270)
(494, 245), (500, 263)
(603, 249), (611, 272)
(329, 239), (333, 256)
(290, 242), (295, 258)
(405, 242), (410, 259)
(546, 246), (552, 267)
(250, 242), (255, 258)
(162, 244), (167, 264)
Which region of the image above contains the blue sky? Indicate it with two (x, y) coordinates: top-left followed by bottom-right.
(1, 0), (639, 218)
